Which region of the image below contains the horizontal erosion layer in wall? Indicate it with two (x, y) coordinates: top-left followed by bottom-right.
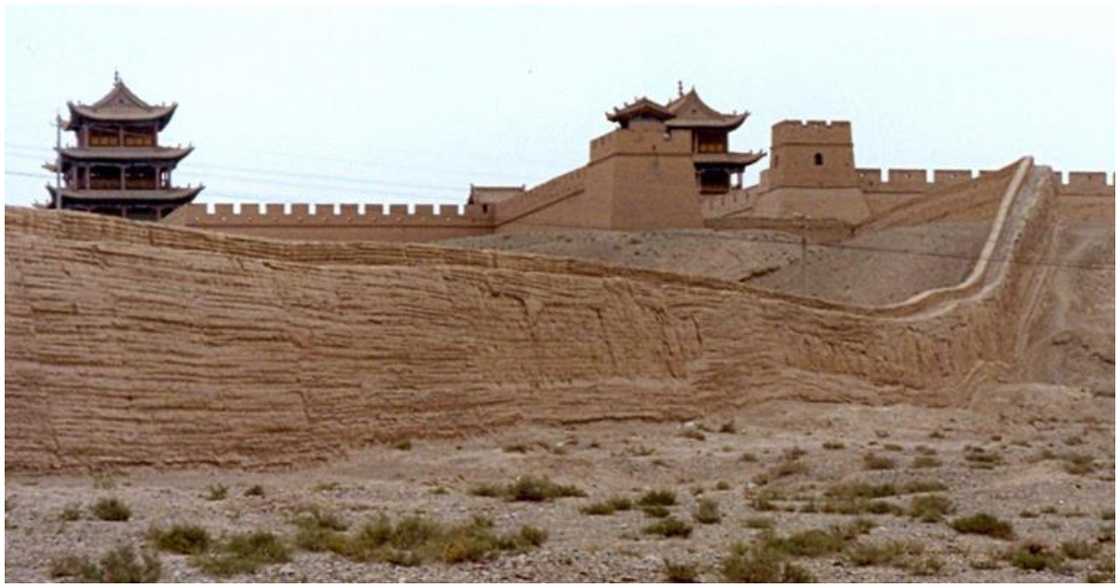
(3, 161), (1051, 472)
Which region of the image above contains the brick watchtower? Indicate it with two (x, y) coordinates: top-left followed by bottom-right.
(43, 73), (203, 221)
(765, 120), (858, 189)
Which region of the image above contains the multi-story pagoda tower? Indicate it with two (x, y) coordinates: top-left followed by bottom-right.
(43, 73), (203, 221)
(606, 83), (765, 195)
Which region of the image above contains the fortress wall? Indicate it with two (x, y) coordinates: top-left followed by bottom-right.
(492, 167), (597, 229)
(1051, 171), (1115, 224)
(163, 202), (497, 242)
(3, 159), (1050, 472)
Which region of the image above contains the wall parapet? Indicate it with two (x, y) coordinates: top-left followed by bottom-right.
(1050, 171), (1115, 197)
(856, 167), (1017, 194)
(169, 202), (496, 227)
(771, 119), (853, 145)
(493, 166), (588, 225)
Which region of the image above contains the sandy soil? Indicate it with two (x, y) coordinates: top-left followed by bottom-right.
(6, 398), (1114, 583)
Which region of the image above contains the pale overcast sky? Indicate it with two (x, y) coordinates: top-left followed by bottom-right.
(4, 2), (1115, 208)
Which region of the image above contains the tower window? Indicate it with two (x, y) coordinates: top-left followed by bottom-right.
(814, 153), (824, 166)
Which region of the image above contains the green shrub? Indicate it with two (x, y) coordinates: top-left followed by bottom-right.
(54, 545), (161, 582)
(581, 495), (632, 515)
(846, 540), (920, 566)
(469, 476), (584, 501)
(91, 497), (131, 522)
(1007, 541), (1067, 572)
(911, 456), (942, 469)
(662, 558), (698, 582)
(637, 489), (677, 507)
(148, 524), (212, 555)
(909, 495), (955, 523)
(908, 556), (944, 576)
(862, 453), (896, 470)
(643, 516), (693, 538)
(205, 484), (229, 501)
(1060, 539), (1100, 560)
(950, 513), (1015, 540)
(302, 513), (546, 566)
(47, 554), (98, 579)
(642, 505), (671, 518)
(59, 503), (82, 522)
(694, 498), (722, 524)
(826, 482), (897, 499)
(192, 530), (291, 577)
(720, 542), (816, 583)
(764, 528), (847, 557)
(393, 439), (413, 451)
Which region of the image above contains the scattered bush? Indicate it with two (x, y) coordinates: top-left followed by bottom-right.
(915, 445), (937, 455)
(909, 495), (955, 523)
(581, 496), (632, 516)
(192, 530), (291, 577)
(469, 476), (584, 502)
(862, 453), (896, 471)
(1060, 539), (1100, 560)
(663, 558), (699, 582)
(502, 443), (530, 454)
(1007, 541), (1067, 572)
(964, 446), (1004, 468)
(911, 456), (942, 469)
(1063, 453), (1096, 475)
(51, 545), (161, 582)
(694, 498), (721, 524)
(846, 540), (921, 567)
(822, 441), (845, 450)
(393, 439), (413, 451)
(721, 542), (815, 582)
(637, 489), (677, 507)
(739, 452), (759, 463)
(59, 503), (82, 522)
(48, 554), (97, 579)
(205, 484), (229, 501)
(826, 482), (897, 499)
(908, 556), (944, 576)
(91, 497), (131, 522)
(243, 484), (265, 497)
(763, 525), (866, 558)
(642, 505), (671, 518)
(292, 513), (546, 566)
(715, 480), (731, 491)
(950, 513), (1015, 540)
(148, 524), (212, 555)
(719, 421), (737, 434)
(901, 480), (947, 494)
(882, 443), (904, 452)
(643, 516), (693, 538)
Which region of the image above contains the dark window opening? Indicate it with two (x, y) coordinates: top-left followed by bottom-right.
(814, 153), (824, 166)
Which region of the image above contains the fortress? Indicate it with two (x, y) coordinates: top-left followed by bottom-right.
(44, 80), (1114, 238)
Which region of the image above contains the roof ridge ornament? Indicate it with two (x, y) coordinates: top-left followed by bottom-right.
(677, 80), (684, 97)
(114, 69), (120, 85)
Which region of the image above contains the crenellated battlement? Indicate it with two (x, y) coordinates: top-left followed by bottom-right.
(1050, 170), (1116, 197)
(856, 167), (1027, 194)
(771, 119), (853, 145)
(169, 201), (496, 227)
(589, 124), (692, 163)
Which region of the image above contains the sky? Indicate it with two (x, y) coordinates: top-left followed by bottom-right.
(3, 2), (1116, 209)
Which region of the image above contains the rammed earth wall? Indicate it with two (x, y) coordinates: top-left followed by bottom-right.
(5, 159), (1064, 472)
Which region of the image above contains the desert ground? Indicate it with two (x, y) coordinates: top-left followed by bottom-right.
(5, 398), (1114, 582)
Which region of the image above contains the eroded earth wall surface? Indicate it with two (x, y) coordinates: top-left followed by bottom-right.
(5, 159), (1086, 472)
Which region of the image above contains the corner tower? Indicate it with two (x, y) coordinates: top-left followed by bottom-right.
(43, 73), (203, 221)
(766, 120), (858, 189)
